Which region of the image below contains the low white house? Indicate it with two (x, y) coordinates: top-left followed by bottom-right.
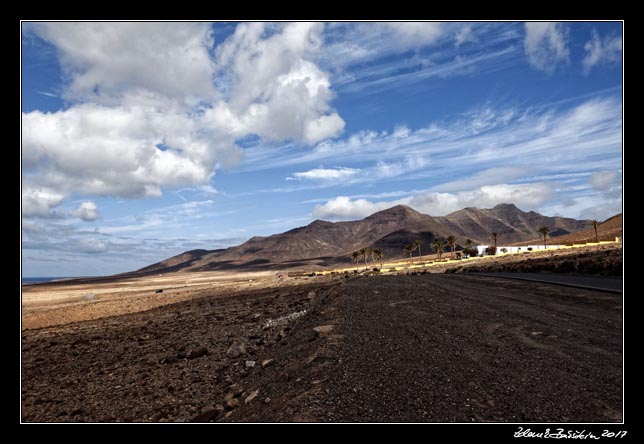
(476, 244), (564, 256)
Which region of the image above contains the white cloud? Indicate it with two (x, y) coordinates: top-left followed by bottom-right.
(71, 201), (100, 221)
(243, 96), (622, 184)
(313, 183), (554, 221)
(524, 22), (569, 73)
(22, 187), (65, 218)
(23, 22), (345, 217)
(589, 171), (618, 191)
(22, 103), (238, 199)
(78, 238), (109, 254)
(432, 167), (525, 192)
(211, 22), (344, 144)
(583, 29), (622, 74)
(27, 22), (216, 104)
(313, 196), (392, 220)
(288, 167), (360, 181)
(382, 22), (444, 47)
(455, 24), (477, 46)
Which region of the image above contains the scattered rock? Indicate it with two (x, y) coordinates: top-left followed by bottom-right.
(264, 397), (271, 404)
(226, 398), (240, 409)
(313, 325), (335, 337)
(245, 360), (256, 369)
(261, 359), (274, 368)
(245, 389), (259, 404)
(307, 291), (316, 300)
(186, 347), (209, 360)
(155, 289), (163, 294)
(160, 355), (178, 364)
(226, 342), (247, 358)
(191, 408), (220, 422)
(224, 392), (235, 402)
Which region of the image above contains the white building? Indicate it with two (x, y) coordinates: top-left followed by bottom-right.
(476, 244), (564, 256)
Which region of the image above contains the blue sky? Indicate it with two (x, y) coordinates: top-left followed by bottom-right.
(21, 22), (623, 277)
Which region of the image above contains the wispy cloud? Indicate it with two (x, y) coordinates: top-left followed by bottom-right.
(524, 22), (569, 73)
(583, 28), (622, 74)
(35, 90), (57, 97)
(242, 95), (622, 186)
(287, 167), (360, 181)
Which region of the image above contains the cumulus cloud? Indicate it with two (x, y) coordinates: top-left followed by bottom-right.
(524, 22), (569, 73)
(313, 183), (554, 221)
(589, 171), (618, 191)
(26, 22), (217, 104)
(22, 22), (344, 217)
(22, 187), (64, 218)
(583, 29), (622, 73)
(22, 103), (236, 199)
(211, 22), (344, 144)
(71, 201), (100, 221)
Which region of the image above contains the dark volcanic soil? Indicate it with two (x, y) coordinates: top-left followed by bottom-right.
(446, 245), (622, 276)
(21, 275), (622, 422)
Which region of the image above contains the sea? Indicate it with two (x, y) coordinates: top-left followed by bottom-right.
(21, 276), (93, 284)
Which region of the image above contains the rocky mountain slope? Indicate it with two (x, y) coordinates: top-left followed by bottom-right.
(138, 203), (592, 273)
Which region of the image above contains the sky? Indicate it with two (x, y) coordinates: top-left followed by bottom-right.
(21, 21), (623, 277)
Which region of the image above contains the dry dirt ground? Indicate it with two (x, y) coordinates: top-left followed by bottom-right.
(21, 269), (622, 423)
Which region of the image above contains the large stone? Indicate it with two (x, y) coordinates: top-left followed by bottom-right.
(226, 342), (247, 358)
(245, 360), (256, 369)
(261, 359), (274, 368)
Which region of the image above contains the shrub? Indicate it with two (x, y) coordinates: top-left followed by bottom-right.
(500, 248), (508, 254)
(485, 246), (497, 256)
(463, 248), (477, 258)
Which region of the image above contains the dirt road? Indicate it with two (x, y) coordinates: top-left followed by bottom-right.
(21, 274), (622, 422)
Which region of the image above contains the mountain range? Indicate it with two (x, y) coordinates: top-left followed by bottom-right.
(138, 203), (593, 273)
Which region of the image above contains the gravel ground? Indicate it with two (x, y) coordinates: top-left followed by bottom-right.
(320, 275), (622, 422)
(21, 274), (622, 423)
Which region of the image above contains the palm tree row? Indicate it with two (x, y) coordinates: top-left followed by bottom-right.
(350, 246), (384, 271)
(354, 223), (576, 272)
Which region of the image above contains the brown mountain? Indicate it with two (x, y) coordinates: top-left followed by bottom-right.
(138, 203), (591, 273)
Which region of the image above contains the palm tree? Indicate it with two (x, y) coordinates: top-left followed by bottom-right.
(591, 220), (599, 243)
(350, 251), (359, 272)
(359, 247), (368, 271)
(446, 235), (457, 259)
(404, 244), (414, 264)
(537, 226), (550, 249)
(464, 238), (473, 257)
(414, 240), (422, 260)
(489, 232), (498, 249)
(372, 247), (383, 270)
(431, 238), (445, 260)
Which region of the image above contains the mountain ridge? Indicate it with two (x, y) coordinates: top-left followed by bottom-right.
(138, 203), (597, 274)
